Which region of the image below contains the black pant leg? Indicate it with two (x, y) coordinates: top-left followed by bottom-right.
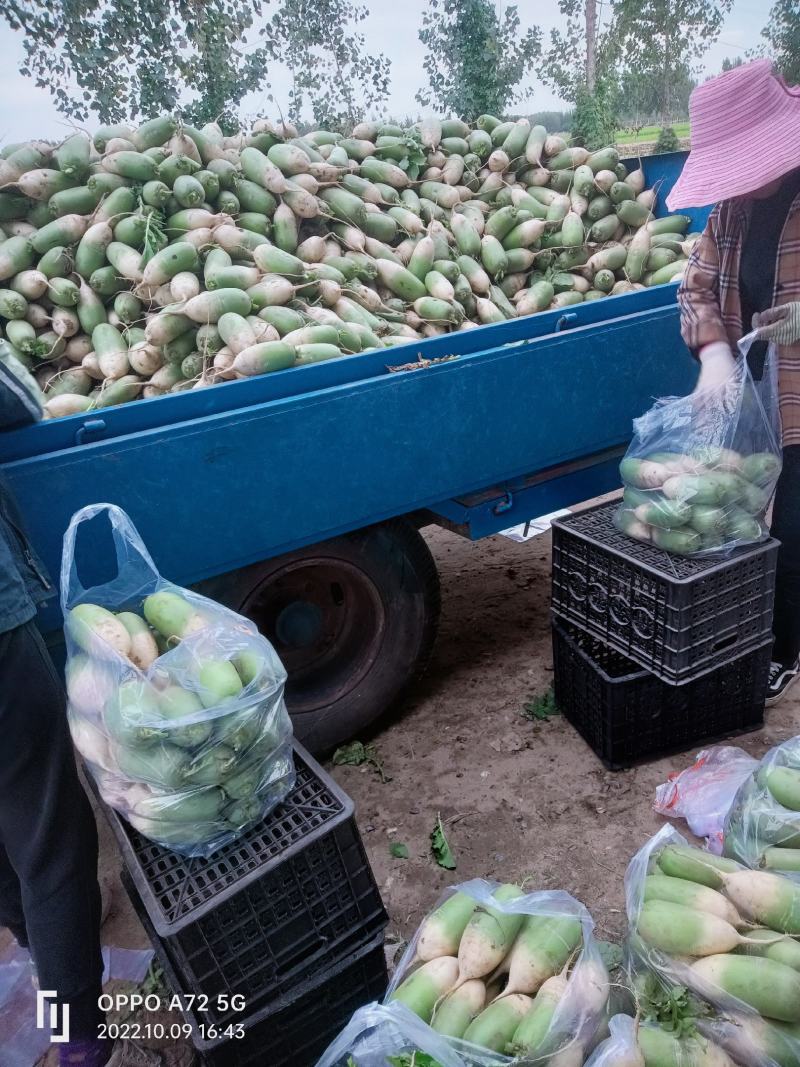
(771, 444), (800, 664)
(0, 841), (27, 946)
(0, 621), (104, 1039)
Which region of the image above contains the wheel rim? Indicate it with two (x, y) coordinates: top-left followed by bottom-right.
(239, 557), (386, 714)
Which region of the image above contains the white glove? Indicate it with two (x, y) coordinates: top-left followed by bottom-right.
(693, 341), (736, 393)
(753, 302), (800, 345)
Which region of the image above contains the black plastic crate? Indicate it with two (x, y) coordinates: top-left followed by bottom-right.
(551, 500), (778, 684)
(199, 934), (387, 1066)
(552, 617), (770, 769)
(127, 876), (386, 1064)
(101, 743), (387, 1027)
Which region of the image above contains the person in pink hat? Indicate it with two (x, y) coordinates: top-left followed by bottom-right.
(672, 58), (800, 705)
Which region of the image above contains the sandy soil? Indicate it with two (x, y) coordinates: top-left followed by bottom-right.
(17, 513), (800, 1063)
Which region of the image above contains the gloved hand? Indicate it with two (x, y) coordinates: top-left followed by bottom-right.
(754, 302), (800, 344)
(694, 341), (736, 393)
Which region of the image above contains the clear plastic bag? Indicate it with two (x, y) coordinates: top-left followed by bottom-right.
(625, 824), (800, 1067)
(383, 879), (609, 1065)
(724, 737), (800, 878)
(315, 1001), (487, 1067)
(615, 333), (782, 556)
(61, 503), (295, 858)
(654, 747), (759, 854)
(584, 1015), (642, 1066)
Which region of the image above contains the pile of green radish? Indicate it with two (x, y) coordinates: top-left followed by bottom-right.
(388, 883), (609, 1061)
(628, 832), (800, 1066)
(0, 114), (695, 419)
(724, 740), (800, 878)
(66, 586), (294, 857)
(615, 449), (781, 555)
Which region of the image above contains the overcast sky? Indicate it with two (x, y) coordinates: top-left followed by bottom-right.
(0, 0), (768, 141)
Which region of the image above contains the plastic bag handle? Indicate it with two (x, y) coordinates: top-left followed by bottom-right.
(737, 329), (782, 455)
(60, 503), (159, 612)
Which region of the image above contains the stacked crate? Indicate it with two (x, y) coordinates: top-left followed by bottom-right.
(550, 500), (778, 769)
(98, 743), (388, 1066)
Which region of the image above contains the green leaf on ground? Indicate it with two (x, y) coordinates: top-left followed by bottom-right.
(332, 740), (391, 783)
(522, 686), (560, 722)
(388, 1054), (443, 1067)
(390, 841), (410, 859)
(430, 814), (456, 870)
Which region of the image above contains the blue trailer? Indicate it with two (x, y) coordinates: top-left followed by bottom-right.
(0, 152), (710, 753)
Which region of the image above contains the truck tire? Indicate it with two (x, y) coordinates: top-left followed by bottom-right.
(196, 520), (440, 755)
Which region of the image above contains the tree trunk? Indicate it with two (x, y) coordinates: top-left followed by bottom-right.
(585, 0), (597, 92)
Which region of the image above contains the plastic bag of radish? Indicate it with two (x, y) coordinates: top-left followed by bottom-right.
(614, 333), (782, 557)
(625, 824), (800, 1066)
(62, 502), (294, 858)
(723, 737), (800, 880)
(374, 879), (610, 1063)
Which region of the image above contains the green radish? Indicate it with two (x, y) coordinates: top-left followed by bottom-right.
(69, 603), (132, 657)
(767, 767), (800, 811)
(92, 323), (129, 379)
(457, 883), (524, 983)
(718, 870), (800, 934)
(633, 497), (691, 529)
(102, 151), (158, 183)
(116, 611), (159, 670)
(94, 374), (141, 408)
(232, 340), (295, 376)
(38, 246), (72, 279)
(626, 227), (652, 283)
(737, 926), (800, 971)
(104, 680), (162, 747)
(132, 787), (223, 825)
(692, 953), (800, 1022)
(499, 913), (582, 996)
(689, 505), (727, 536)
(739, 481), (771, 515)
(727, 508), (762, 541)
(651, 526), (701, 554)
(507, 973), (568, 1054)
(390, 956), (460, 1023)
(141, 242), (200, 286)
(430, 979), (486, 1038)
(183, 744), (237, 786)
(645, 260), (688, 286)
(0, 290), (27, 320)
(156, 687), (213, 749)
(294, 342), (342, 364)
(647, 214), (692, 235)
(182, 289), (252, 323)
(131, 116), (178, 150)
(462, 993), (532, 1052)
(742, 452), (782, 487)
(617, 200), (653, 227)
(416, 891), (479, 962)
(31, 214), (88, 254)
(736, 1017), (800, 1067)
(116, 743), (188, 790)
(587, 195), (613, 222)
(142, 590), (207, 641)
(75, 222), (113, 278)
(637, 1026), (736, 1067)
(480, 235), (508, 279)
(48, 185), (103, 218)
(636, 899), (768, 956)
(643, 875), (740, 925)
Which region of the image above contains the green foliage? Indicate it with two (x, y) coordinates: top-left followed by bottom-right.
(388, 1055), (443, 1067)
(430, 813), (456, 869)
(0, 0), (273, 128)
(721, 55), (744, 72)
(761, 0), (800, 85)
(613, 0), (734, 125)
(637, 974), (709, 1039)
(655, 125), (680, 153)
(390, 841), (410, 859)
(522, 687), (560, 722)
(416, 0), (541, 122)
(527, 110), (574, 133)
(265, 0), (390, 130)
(542, 0), (618, 104)
(332, 740), (391, 782)
(571, 80), (619, 149)
(617, 64), (695, 127)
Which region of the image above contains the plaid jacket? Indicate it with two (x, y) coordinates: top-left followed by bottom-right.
(678, 193), (800, 445)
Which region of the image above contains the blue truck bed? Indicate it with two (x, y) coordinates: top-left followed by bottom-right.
(0, 151), (710, 749)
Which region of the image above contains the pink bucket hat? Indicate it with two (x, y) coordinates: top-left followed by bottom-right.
(666, 59), (800, 211)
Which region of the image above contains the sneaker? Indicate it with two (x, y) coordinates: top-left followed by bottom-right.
(766, 658), (800, 706)
(105, 1040), (196, 1067)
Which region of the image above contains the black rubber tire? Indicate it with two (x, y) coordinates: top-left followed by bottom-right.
(196, 520), (440, 755)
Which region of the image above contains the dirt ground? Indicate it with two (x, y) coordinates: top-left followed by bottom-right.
(16, 507), (800, 1062)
